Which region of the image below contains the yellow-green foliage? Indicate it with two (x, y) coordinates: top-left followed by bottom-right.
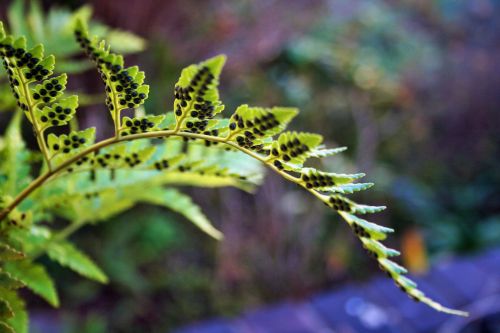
(0, 13), (467, 333)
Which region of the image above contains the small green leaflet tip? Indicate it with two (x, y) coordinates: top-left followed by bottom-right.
(205, 54), (227, 75)
(74, 18), (87, 33)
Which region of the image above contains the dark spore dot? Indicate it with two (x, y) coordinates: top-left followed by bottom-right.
(53, 144), (60, 150)
(40, 116), (48, 122)
(273, 160), (283, 170)
(33, 93), (40, 100)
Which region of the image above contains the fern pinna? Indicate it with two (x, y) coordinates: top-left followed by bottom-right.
(0, 15), (466, 333)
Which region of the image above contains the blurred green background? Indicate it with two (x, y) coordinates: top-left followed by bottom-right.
(1, 0), (500, 332)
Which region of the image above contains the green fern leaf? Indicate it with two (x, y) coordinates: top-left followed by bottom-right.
(340, 213), (394, 241)
(74, 19), (149, 128)
(46, 127), (95, 164)
(0, 272), (24, 290)
(0, 23), (83, 169)
(139, 188), (222, 240)
(268, 131), (323, 170)
(300, 168), (365, 186)
(226, 105), (298, 153)
(0, 289), (27, 333)
(308, 146), (348, 158)
(31, 73), (67, 105)
(172, 55), (226, 131)
(46, 241), (108, 283)
(0, 299), (13, 319)
(3, 261), (58, 307)
(0, 244), (24, 262)
(36, 94), (78, 130)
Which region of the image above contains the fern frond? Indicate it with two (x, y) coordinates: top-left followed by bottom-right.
(3, 261), (58, 307)
(46, 241), (108, 283)
(0, 17), (469, 321)
(0, 22), (80, 170)
(266, 131), (323, 170)
(0, 245), (25, 263)
(171, 55), (226, 131)
(139, 188), (222, 240)
(0, 289), (27, 333)
(226, 105), (298, 146)
(74, 19), (149, 135)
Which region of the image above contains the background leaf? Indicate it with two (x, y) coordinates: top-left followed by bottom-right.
(46, 240), (108, 284)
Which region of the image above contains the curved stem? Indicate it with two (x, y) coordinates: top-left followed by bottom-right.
(15, 67), (52, 170)
(0, 128), (321, 221)
(111, 91), (121, 138)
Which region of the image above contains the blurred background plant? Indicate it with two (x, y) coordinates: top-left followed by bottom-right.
(1, 0), (499, 332)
